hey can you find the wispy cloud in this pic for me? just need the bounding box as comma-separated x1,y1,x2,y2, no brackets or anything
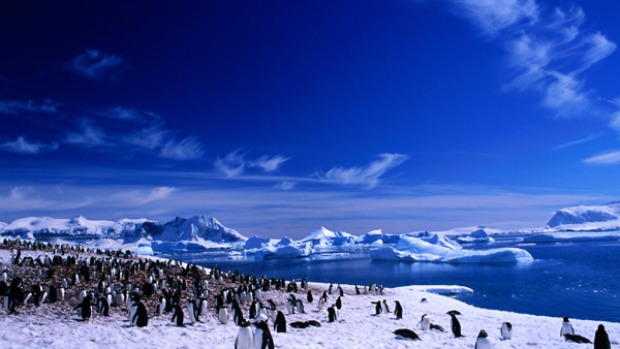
583,150,620,165
139,186,176,204
446,2,617,118
0,99,61,114
215,150,290,177
65,120,109,147
99,106,159,124
553,133,603,151
322,153,408,188
69,49,124,80
0,136,58,154
275,181,296,191
160,137,204,160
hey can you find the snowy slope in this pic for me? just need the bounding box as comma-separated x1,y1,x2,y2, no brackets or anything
547,203,620,228
300,226,357,246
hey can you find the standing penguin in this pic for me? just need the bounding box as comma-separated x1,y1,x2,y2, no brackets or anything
133,300,149,327
273,311,286,333
307,290,313,303
234,320,254,349
382,299,390,313
219,306,230,324
172,303,184,326
418,314,431,331
560,317,575,337
187,299,197,323
156,296,166,316
335,296,342,310
500,322,513,340
75,293,93,321
447,310,463,338
254,319,275,349
594,324,611,349
372,301,382,315
394,300,403,319
327,306,338,323
474,329,491,349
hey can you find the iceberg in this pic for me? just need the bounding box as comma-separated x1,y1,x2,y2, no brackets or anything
300,227,357,247
254,241,313,261
456,227,495,244
523,232,620,244
369,234,533,263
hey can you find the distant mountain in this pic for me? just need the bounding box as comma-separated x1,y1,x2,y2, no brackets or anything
0,215,247,245
300,226,357,246
547,203,620,228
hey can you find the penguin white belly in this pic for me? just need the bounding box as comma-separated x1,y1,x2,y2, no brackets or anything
235,327,254,349
501,323,512,340
219,308,229,324
421,317,430,331
561,322,574,337
253,328,264,349
188,303,196,323
475,337,492,349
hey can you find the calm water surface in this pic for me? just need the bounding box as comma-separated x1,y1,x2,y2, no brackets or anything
161,241,620,322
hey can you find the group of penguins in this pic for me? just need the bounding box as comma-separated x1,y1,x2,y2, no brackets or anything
389,307,611,349
0,238,614,349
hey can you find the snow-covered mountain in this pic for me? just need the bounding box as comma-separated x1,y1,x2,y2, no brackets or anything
300,226,357,247
547,202,620,230
0,215,247,248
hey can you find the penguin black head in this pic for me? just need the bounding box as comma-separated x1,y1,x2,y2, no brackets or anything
478,329,488,338
562,316,570,322
598,324,605,331
447,310,462,316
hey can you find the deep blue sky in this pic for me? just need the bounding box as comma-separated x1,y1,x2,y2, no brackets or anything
1,0,620,238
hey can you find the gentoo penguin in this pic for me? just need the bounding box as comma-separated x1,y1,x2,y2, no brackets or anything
327,306,337,323
393,328,421,341
594,324,611,349
447,310,463,338
335,296,342,310
187,299,197,323
394,300,403,319
273,311,286,333
156,296,166,316
234,320,254,349
474,329,491,349
317,296,327,311
133,300,148,327
56,286,65,303
372,301,382,315
295,299,305,314
253,318,275,349
560,316,575,337
500,322,513,340
418,314,431,331
382,299,390,313
219,306,230,324
307,290,313,303
172,303,185,326
75,294,93,321
564,333,592,344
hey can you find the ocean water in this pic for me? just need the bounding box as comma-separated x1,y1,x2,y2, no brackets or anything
161,241,620,322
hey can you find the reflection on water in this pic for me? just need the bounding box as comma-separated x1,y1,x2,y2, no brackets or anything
159,241,620,322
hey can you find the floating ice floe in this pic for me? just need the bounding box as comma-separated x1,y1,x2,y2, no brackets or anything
456,227,495,245
369,234,533,263
254,240,314,260
523,232,620,244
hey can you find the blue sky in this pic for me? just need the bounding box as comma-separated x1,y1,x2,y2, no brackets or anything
2,0,620,238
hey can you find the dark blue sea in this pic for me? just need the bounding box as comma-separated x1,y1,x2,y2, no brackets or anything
160,240,620,322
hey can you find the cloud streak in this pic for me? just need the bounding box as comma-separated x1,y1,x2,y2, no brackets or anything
69,49,124,80
583,150,620,165
0,99,61,114
322,153,408,188
215,150,289,177
0,136,59,154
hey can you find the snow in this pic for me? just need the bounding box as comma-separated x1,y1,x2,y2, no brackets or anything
456,227,495,244
523,231,620,244
356,229,384,244
369,234,533,263
300,227,357,247
547,203,620,228
243,236,272,250
254,241,313,260
0,248,617,349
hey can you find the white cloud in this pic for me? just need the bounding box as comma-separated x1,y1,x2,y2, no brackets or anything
215,150,290,177
583,150,620,165
69,49,124,80
322,153,408,188
609,112,620,134
139,186,176,204
160,136,204,160
0,136,58,154
553,133,602,151
65,120,109,146
0,99,61,114
450,0,538,35
100,106,158,124
251,155,289,172
275,181,296,190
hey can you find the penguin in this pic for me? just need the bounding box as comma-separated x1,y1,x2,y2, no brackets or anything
156,296,166,316
500,322,513,340
307,290,313,303
594,324,611,349
394,300,403,319
234,320,254,349
447,310,463,338
273,311,286,333
56,286,65,303
430,323,446,332
317,296,327,311
295,299,305,314
187,299,197,323
474,329,491,349
172,303,185,327
74,294,93,321
372,301,382,315
418,314,430,331
327,306,337,323
564,333,592,344
382,299,390,313
253,319,275,349
219,306,230,324
393,328,421,341
132,301,148,327
560,316,574,337
287,294,296,314
335,296,342,310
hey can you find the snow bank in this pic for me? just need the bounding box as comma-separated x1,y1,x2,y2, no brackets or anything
523,232,620,244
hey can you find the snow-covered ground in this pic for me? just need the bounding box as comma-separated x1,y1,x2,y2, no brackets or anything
1,248,617,349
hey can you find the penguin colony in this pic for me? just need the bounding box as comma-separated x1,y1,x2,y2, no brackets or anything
0,238,615,348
